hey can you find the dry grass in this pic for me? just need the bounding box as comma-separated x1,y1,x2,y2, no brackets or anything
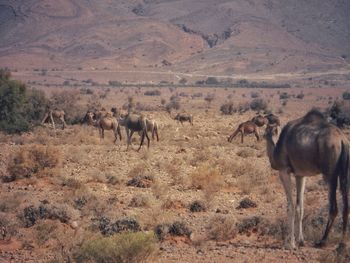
190,163,224,206
7,144,62,180
206,214,237,241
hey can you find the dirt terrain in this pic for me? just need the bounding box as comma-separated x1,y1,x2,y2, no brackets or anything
0,81,349,262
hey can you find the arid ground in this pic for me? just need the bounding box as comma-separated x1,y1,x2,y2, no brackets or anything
0,71,350,263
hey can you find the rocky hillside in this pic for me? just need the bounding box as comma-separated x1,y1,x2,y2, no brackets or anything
0,0,349,76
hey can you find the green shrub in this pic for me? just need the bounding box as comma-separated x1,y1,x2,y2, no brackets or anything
0,69,49,133
75,232,157,263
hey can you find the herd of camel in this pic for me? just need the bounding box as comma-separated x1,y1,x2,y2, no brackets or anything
40,107,350,250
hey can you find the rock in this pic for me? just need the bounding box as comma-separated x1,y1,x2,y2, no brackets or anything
70,221,79,229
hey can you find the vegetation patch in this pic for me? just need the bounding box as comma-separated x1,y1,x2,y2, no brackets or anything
75,231,157,263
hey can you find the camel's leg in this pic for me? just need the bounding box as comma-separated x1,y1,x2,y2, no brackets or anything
49,113,56,130
180,120,184,126
60,116,66,130
154,126,159,141
254,129,260,142
228,129,239,142
125,128,130,150
145,131,150,148
41,113,49,124
190,118,193,126
137,132,145,152
340,178,349,245
117,125,122,141
295,176,306,246
279,170,296,249
316,175,338,248
241,131,244,143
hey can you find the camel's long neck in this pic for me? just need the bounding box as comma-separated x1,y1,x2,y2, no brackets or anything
265,133,279,170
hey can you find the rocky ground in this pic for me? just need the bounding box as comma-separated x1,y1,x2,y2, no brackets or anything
0,86,349,262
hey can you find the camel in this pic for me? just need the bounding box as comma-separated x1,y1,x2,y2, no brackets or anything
265,113,281,126
265,109,349,249
251,114,268,127
227,120,260,143
118,114,150,151
85,110,122,143
41,109,67,130
173,113,193,126
139,119,159,141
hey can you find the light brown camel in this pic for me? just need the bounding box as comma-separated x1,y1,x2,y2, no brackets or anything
118,114,150,151
227,121,260,143
85,110,122,143
139,119,159,141
173,113,193,126
265,109,349,249
41,109,67,130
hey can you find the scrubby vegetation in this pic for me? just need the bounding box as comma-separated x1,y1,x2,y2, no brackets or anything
0,69,49,133
75,232,157,263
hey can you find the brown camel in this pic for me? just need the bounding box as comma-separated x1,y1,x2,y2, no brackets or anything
41,109,67,130
265,109,349,249
228,120,260,143
173,113,193,126
251,114,268,127
85,110,122,143
265,113,281,126
118,114,150,151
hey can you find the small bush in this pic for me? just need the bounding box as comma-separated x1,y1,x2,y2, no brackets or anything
129,194,151,207
190,164,223,204
144,90,161,96
206,214,236,241
250,91,260,98
342,91,350,100
250,98,267,111
279,92,290,100
189,200,206,212
127,175,154,188
220,101,236,115
75,232,157,263
7,145,61,180
296,92,304,99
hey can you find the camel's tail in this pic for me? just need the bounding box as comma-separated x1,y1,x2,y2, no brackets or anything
338,141,350,240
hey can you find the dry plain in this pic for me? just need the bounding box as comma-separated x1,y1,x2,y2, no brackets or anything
0,74,349,263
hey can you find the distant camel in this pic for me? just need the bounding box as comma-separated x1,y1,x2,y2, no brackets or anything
173,113,193,126
228,121,260,143
252,113,281,127
265,113,281,126
118,114,150,151
41,109,67,130
140,119,159,141
251,114,268,127
85,110,122,143
265,109,349,249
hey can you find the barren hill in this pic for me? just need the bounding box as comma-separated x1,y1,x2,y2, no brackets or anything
0,0,349,78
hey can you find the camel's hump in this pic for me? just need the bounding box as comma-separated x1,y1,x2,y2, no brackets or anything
302,109,325,123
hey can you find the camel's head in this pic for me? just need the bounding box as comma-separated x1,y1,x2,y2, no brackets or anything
264,124,278,138
84,111,96,125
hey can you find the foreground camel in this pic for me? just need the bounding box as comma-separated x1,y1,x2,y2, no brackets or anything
265,109,349,249
85,110,122,143
173,113,193,126
41,109,67,130
228,121,260,143
118,114,150,151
